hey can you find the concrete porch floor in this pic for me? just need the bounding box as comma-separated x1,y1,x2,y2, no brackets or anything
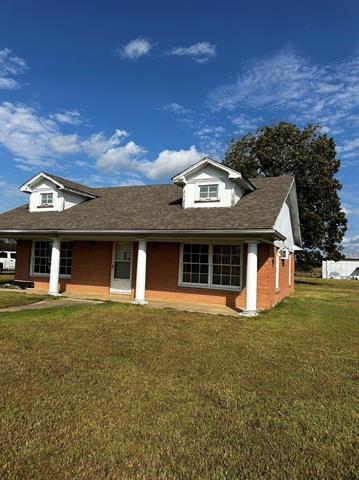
58,292,241,317
2,288,241,316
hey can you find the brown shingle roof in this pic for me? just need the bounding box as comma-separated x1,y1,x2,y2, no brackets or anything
0,176,294,232
42,173,98,197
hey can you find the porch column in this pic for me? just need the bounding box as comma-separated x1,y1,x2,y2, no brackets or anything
132,239,148,305
48,238,61,296
240,241,258,316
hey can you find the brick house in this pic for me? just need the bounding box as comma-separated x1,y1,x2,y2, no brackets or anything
0,158,301,315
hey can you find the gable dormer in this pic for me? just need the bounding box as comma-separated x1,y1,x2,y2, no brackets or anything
172,157,255,209
19,172,98,213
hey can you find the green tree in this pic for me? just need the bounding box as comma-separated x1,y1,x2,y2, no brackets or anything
224,122,347,267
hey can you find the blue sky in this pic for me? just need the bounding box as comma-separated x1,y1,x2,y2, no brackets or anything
0,0,358,254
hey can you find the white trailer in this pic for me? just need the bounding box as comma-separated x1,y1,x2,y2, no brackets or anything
322,258,359,280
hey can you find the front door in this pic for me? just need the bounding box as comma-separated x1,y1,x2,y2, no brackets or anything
111,242,132,293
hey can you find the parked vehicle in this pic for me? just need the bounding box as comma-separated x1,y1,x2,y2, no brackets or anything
0,251,16,273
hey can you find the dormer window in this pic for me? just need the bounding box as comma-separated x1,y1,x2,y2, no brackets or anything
198,184,219,202
172,157,256,209
40,192,54,207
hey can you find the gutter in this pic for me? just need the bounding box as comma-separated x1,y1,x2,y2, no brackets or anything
0,228,286,240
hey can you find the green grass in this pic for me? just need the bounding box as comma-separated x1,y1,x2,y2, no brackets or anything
0,279,358,479
0,274,14,286
0,274,48,308
0,291,48,309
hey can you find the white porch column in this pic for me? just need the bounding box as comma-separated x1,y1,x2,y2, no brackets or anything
132,239,148,305
48,238,61,296
240,241,258,317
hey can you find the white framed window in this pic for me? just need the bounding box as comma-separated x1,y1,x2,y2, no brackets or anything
198,184,219,201
60,242,73,276
31,240,73,277
40,192,54,206
212,244,241,288
181,244,209,285
32,241,52,274
179,243,242,290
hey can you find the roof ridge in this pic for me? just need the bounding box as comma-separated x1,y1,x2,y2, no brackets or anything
94,183,175,191
42,172,98,195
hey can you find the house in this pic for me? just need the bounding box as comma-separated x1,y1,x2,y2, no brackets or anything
0,158,301,315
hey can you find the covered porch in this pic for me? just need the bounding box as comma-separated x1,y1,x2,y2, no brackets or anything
13,232,288,315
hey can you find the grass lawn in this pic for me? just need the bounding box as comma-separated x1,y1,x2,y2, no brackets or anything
0,274,48,309
0,279,357,479
0,291,49,309
0,273,14,286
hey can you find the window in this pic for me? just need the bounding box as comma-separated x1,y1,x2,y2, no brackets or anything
198,184,218,201
33,241,51,274
60,242,73,276
212,245,241,287
10,253,16,259
0,252,7,258
40,192,54,206
180,243,241,290
32,241,73,276
182,244,209,285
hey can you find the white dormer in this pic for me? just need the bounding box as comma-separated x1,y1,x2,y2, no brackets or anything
19,172,97,213
172,157,255,209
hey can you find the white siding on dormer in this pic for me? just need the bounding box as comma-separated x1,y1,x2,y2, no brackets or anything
182,165,245,208
63,191,85,209
28,177,86,212
274,201,295,251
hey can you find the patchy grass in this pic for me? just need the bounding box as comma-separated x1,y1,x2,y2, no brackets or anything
0,274,14,286
0,291,48,309
0,279,357,479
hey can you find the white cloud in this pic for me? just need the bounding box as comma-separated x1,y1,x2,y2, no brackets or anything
83,130,129,157
342,206,359,216
0,101,206,182
0,177,24,212
162,103,191,115
0,102,144,172
342,234,359,257
95,141,146,172
49,134,81,154
209,49,359,131
0,102,58,166
231,114,263,134
170,42,217,64
195,126,225,138
52,110,84,126
0,48,28,90
118,37,154,60
337,138,359,155
142,145,204,179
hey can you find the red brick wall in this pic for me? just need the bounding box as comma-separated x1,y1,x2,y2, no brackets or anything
145,242,243,308
145,242,293,310
14,239,294,310
15,240,113,294
273,249,295,304
14,240,32,280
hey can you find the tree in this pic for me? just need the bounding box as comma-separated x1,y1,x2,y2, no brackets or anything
0,238,16,251
224,122,347,267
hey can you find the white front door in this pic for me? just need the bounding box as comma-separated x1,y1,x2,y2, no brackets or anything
111,242,132,293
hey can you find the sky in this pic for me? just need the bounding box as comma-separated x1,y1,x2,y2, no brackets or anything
0,0,358,255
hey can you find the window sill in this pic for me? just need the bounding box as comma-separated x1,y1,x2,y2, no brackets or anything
179,282,242,292
37,205,54,209
194,199,220,203
31,273,71,279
